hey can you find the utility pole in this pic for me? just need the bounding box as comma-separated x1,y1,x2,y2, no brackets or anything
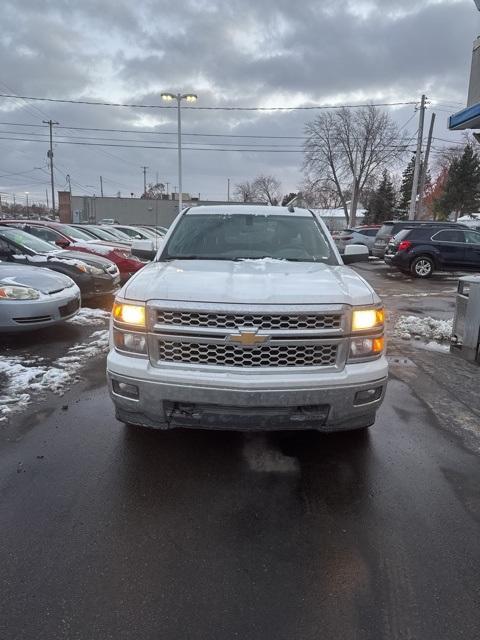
43,119,59,213
45,188,49,210
166,182,170,197
100,175,104,197
418,112,436,219
227,178,230,202
142,166,148,196
409,95,426,220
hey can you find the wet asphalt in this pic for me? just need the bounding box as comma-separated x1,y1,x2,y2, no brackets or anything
1,264,479,640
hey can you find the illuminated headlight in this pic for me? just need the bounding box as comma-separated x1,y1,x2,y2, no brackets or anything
0,286,40,300
113,329,147,354
349,337,384,360
352,308,384,332
113,302,145,326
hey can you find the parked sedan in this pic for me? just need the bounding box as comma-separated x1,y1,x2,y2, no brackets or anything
2,221,144,283
336,226,380,254
0,226,120,298
69,224,132,245
385,226,480,277
0,263,80,331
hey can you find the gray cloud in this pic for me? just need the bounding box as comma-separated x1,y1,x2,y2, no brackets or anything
0,0,477,204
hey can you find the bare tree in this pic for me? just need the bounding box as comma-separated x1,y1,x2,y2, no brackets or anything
304,105,407,226
251,174,281,205
301,177,345,209
141,182,166,199
233,180,257,202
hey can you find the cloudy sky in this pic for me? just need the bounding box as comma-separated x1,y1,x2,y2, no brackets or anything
0,0,479,206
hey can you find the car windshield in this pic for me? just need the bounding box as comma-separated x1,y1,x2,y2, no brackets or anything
162,213,337,263
87,226,125,241
58,224,96,241
377,223,394,237
102,227,132,241
0,227,57,254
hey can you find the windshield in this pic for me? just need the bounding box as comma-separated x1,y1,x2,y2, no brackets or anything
87,226,125,242
162,213,337,263
101,227,132,241
58,224,96,241
377,223,394,237
0,227,57,254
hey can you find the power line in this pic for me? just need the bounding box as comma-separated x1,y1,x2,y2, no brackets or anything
0,93,419,111
0,134,417,153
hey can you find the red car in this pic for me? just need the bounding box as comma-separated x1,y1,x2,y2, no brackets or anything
3,221,145,283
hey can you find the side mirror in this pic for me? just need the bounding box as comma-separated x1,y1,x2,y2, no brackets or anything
342,244,369,264
131,238,162,261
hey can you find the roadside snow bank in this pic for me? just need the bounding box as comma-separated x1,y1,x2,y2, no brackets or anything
0,328,109,422
394,315,453,342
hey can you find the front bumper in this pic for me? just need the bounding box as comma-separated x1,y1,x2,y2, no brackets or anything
107,352,388,431
0,286,81,331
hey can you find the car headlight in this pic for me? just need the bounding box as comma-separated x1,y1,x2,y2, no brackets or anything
113,302,145,327
349,337,384,360
74,263,103,275
113,329,147,354
0,286,40,300
114,249,135,260
352,308,384,332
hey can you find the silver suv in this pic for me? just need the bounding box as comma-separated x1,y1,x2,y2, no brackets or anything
107,206,388,433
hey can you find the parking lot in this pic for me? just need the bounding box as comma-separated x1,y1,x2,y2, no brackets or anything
1,261,479,640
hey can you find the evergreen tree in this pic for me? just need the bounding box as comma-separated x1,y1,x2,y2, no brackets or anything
398,155,416,214
364,170,396,224
436,144,480,220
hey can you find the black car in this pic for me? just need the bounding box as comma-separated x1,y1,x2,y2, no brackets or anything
372,220,466,258
385,226,480,277
0,226,120,298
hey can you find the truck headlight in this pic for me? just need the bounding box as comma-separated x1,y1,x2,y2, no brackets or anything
349,336,384,360
352,308,384,332
0,286,40,300
113,302,145,327
113,329,147,354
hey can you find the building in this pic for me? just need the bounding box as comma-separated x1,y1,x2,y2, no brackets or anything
311,208,366,231
449,3,480,132
58,193,263,227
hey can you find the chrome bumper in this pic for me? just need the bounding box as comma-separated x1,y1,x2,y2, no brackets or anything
107,369,387,432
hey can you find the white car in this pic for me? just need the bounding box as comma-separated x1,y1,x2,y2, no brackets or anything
0,263,80,331
107,205,387,432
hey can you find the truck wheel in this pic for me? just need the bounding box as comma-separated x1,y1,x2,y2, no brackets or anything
411,256,434,278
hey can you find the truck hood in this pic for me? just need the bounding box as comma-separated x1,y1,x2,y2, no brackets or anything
122,259,377,306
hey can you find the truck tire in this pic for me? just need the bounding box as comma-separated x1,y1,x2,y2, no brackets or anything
410,256,434,278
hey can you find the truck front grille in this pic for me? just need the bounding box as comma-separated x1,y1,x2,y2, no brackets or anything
156,310,341,331
157,340,338,368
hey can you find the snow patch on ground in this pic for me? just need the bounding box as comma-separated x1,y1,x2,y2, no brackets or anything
0,308,110,422
68,307,111,326
394,315,453,342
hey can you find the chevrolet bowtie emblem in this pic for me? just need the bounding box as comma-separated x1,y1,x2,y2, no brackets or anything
228,330,269,347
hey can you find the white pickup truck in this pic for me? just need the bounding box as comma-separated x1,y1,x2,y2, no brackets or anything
107,205,388,432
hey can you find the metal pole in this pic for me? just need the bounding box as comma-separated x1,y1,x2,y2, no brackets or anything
177,95,183,214
142,166,148,195
26,193,29,218
43,119,59,213
418,113,436,219
45,188,49,210
409,95,426,220
227,178,230,202
100,175,104,197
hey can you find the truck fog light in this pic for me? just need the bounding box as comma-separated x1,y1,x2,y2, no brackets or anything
114,329,147,354
354,387,383,405
112,380,139,399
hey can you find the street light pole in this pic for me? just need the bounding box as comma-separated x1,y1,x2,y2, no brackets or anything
161,92,197,214
177,96,183,214
25,192,29,219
